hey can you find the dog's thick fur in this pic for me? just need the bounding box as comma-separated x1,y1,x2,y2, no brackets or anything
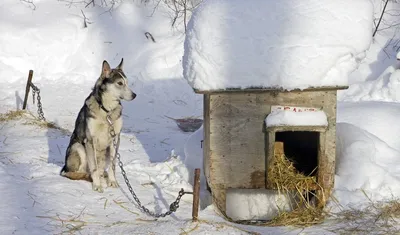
61,59,136,192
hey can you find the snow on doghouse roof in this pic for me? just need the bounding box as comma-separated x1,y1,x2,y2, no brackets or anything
183,0,373,92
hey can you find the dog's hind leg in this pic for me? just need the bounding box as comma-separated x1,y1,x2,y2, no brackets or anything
75,143,88,172
107,134,120,188
85,138,103,193
61,143,91,181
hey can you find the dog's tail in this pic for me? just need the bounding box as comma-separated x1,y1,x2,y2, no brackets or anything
60,167,92,182
61,171,92,182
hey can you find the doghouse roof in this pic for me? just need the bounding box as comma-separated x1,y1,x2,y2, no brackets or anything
182,0,373,93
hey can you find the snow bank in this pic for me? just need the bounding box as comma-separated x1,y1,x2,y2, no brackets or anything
182,126,213,209
183,126,204,173
337,102,400,151
335,123,400,206
183,125,209,190
183,0,373,91
0,0,182,85
334,102,400,207
266,109,327,127
0,0,97,84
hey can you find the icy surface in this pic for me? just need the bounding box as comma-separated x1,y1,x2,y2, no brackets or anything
183,0,373,91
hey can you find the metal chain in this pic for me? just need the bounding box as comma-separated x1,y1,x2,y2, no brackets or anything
107,115,186,218
30,83,46,121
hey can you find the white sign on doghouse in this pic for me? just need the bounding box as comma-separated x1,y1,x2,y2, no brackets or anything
270,105,322,113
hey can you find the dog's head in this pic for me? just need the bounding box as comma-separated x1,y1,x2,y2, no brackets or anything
98,58,136,101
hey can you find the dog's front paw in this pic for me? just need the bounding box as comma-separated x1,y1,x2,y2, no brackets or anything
92,184,104,193
107,180,119,188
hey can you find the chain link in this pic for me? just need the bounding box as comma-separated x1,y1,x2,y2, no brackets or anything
107,115,186,218
30,82,46,121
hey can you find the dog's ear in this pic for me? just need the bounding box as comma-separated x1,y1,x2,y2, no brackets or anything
101,60,111,78
116,58,124,70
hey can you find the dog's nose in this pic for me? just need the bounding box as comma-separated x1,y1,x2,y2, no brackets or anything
132,92,137,100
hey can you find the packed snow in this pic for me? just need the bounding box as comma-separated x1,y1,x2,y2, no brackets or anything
183,0,374,91
226,189,296,221
1,0,400,234
265,108,328,127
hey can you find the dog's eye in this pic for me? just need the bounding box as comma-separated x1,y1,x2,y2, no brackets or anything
118,82,123,86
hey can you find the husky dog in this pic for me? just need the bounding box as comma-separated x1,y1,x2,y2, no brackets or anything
61,59,136,193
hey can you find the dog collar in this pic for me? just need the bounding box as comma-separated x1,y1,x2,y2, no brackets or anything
95,97,111,113
99,104,110,113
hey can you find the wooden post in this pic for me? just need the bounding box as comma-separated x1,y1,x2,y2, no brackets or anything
23,70,34,110
192,168,201,222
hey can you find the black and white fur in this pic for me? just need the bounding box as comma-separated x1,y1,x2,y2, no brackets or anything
60,58,136,193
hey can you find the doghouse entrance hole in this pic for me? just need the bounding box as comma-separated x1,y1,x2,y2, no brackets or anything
275,131,319,176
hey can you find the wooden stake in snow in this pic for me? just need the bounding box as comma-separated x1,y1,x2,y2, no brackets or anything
192,168,201,222
23,70,34,110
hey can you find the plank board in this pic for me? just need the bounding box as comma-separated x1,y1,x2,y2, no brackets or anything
209,93,267,189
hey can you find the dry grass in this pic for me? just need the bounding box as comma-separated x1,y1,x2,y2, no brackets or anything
260,149,326,227
179,223,200,235
0,110,69,134
37,207,90,234
267,153,319,193
112,199,140,215
332,199,400,235
380,200,400,220
0,110,26,122
23,117,69,134
264,205,325,227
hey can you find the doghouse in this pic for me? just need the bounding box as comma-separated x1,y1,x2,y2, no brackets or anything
182,0,371,222
197,87,347,220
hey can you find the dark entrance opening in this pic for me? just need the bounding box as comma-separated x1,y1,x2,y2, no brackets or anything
275,131,319,176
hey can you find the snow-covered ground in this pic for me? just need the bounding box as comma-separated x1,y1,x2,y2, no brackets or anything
1,0,400,234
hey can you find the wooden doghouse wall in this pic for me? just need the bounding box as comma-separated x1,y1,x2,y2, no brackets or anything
203,90,337,214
